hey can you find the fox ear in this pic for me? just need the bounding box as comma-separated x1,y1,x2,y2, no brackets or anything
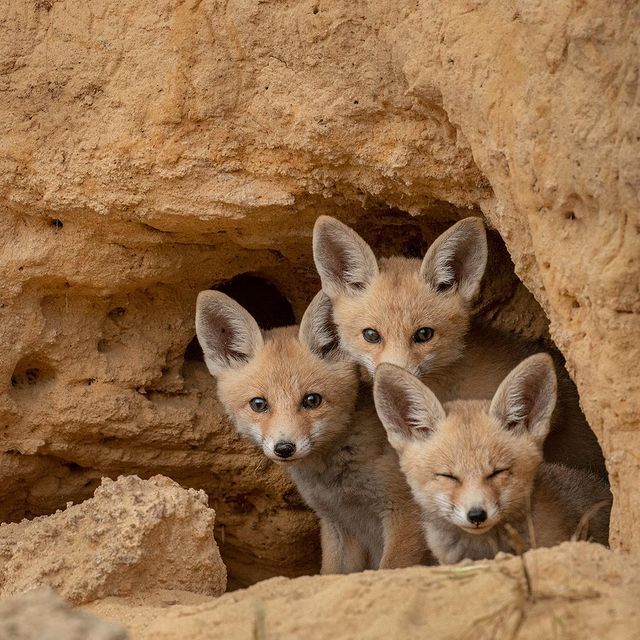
313,216,379,298
195,291,263,375
490,353,557,443
420,217,487,302
374,364,445,452
298,291,341,357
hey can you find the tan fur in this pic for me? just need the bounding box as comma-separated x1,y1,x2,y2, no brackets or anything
331,256,471,377
313,216,606,476
373,357,611,565
196,291,426,574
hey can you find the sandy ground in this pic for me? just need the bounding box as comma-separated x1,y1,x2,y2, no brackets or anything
86,542,640,640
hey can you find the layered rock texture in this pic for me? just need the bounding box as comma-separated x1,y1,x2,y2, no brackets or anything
0,0,638,592
0,475,226,603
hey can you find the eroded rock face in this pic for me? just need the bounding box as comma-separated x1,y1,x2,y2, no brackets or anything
384,0,640,552
0,0,637,587
0,475,226,603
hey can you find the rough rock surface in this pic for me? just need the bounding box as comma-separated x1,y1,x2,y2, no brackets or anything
0,475,226,604
87,543,640,640
393,0,640,552
0,0,638,588
0,588,127,640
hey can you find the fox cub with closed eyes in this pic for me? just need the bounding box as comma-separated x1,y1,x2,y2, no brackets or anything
195,289,426,574
313,215,605,476
373,354,611,565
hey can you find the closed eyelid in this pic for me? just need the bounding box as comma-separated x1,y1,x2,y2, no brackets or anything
487,467,512,478
435,472,460,482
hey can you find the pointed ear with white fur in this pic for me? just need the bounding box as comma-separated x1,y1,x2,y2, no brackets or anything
373,363,445,452
313,216,379,298
490,353,557,444
298,290,341,357
420,217,488,302
195,291,263,375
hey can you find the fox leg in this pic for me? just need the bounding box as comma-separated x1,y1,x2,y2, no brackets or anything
341,533,367,573
320,518,367,574
379,507,427,569
319,518,343,574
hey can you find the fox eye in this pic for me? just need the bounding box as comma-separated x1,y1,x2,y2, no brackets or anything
488,467,510,479
435,472,460,483
362,328,381,343
302,393,322,409
413,327,434,343
249,397,268,413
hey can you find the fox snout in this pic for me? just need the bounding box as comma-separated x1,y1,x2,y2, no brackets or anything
371,346,423,378
379,349,410,373
451,487,499,533
262,439,308,463
466,507,488,526
260,427,313,463
273,440,296,459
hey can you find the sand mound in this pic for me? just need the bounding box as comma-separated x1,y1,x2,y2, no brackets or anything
0,475,226,604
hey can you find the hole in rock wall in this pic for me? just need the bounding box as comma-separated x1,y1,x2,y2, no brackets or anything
184,272,296,362
10,356,55,392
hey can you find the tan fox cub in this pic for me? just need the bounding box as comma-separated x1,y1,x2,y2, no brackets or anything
313,215,605,476
373,354,611,565
195,289,426,574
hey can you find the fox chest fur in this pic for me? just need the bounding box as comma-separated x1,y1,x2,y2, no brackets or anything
288,402,404,566
196,290,426,573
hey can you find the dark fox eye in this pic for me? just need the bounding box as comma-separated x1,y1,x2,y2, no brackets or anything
362,328,381,343
302,393,322,409
488,467,510,479
249,397,268,413
436,472,460,482
413,327,434,343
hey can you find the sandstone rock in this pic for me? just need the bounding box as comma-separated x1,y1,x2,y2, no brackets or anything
0,588,127,640
0,475,226,604
385,0,640,552
0,0,637,587
87,543,640,640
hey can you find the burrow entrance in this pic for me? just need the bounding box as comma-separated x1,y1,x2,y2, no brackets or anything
0,204,608,590
185,272,297,363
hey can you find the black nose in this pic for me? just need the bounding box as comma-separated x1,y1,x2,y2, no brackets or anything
467,507,488,525
274,441,296,459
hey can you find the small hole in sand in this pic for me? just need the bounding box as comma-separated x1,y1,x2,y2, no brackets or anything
108,306,126,320
10,357,55,391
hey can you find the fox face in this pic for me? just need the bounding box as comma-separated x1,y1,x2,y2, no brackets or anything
196,290,358,463
374,354,557,536
313,216,487,377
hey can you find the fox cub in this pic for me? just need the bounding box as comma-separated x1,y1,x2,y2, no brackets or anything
195,289,426,573
373,354,611,565
313,215,605,476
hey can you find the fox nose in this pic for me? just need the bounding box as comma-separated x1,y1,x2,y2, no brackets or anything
467,507,488,525
274,441,296,459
